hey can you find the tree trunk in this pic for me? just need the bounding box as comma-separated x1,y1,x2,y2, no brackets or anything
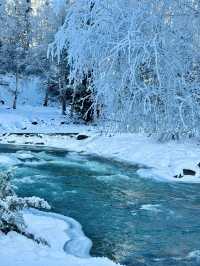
61,95,66,115
70,104,74,119
43,89,49,107
13,68,19,110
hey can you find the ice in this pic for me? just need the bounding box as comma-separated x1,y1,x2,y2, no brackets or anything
0,209,123,266
187,250,200,261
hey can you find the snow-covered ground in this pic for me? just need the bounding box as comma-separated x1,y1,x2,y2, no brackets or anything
0,74,92,133
1,132,200,183
0,105,93,133
0,210,121,266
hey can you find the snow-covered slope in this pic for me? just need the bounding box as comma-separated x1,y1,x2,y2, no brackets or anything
0,210,122,266
0,74,87,133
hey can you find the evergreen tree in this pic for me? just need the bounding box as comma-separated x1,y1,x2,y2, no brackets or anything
0,171,50,245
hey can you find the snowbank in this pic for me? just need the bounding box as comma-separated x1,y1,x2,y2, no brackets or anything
1,132,200,183
0,209,122,266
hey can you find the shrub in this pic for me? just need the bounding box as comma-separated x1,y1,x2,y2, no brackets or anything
0,171,51,245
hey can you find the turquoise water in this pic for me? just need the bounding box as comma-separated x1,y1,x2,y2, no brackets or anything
0,144,200,265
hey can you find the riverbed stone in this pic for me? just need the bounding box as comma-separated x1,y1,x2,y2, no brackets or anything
77,134,89,140
183,169,196,176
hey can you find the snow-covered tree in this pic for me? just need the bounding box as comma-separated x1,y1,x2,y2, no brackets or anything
51,0,200,138
0,0,63,108
0,171,50,244
0,0,34,108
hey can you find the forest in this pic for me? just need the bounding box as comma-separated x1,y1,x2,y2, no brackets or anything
1,1,200,266
1,0,200,137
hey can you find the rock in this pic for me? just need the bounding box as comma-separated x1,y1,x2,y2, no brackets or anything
7,140,15,144
76,134,89,140
35,142,45,145
197,162,200,168
183,169,196,176
25,133,35,137
174,174,183,179
32,121,38,125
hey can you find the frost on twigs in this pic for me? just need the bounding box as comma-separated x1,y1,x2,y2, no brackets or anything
0,171,51,245
50,0,200,138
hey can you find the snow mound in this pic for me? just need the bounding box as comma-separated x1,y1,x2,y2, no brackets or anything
0,210,123,266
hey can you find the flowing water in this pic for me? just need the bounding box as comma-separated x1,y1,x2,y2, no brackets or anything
0,144,200,266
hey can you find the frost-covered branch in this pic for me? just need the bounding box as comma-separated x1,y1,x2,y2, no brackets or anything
0,172,50,244
50,0,200,138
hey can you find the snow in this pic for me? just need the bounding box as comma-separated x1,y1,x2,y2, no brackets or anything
55,0,200,138
1,73,200,266
0,209,122,266
186,250,200,261
0,74,93,133
1,132,200,183
0,74,44,107
0,104,77,133
51,0,67,15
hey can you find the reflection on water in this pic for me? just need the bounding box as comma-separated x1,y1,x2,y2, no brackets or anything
0,144,200,266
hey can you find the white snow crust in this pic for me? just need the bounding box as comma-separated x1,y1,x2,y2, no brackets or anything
0,210,122,266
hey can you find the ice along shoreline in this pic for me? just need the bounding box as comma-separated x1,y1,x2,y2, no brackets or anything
0,208,123,266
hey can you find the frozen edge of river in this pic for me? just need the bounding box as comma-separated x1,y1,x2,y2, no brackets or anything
28,208,93,258
0,208,123,266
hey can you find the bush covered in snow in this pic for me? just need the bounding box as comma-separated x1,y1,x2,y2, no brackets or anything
0,171,51,244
